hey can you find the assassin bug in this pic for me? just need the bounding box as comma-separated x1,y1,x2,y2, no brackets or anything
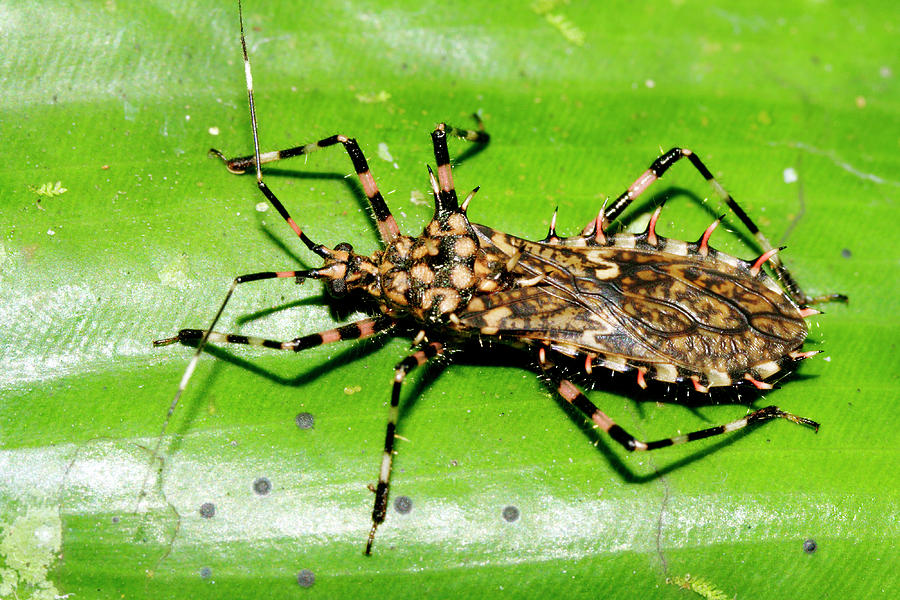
150,7,846,555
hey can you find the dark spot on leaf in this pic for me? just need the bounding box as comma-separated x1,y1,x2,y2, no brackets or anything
295,412,315,429
297,569,315,587
803,538,817,553
199,502,215,518
502,505,520,522
200,566,212,579
841,248,852,258
394,495,412,514
253,477,272,495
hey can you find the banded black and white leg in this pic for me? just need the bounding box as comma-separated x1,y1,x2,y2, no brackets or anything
429,117,490,215
154,317,395,353
209,5,403,245
554,377,818,452
210,131,403,243
152,315,393,461
217,114,488,185
212,117,488,241
366,340,444,556
150,266,394,424
592,147,847,306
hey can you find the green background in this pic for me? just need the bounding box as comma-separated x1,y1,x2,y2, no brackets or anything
1,1,897,598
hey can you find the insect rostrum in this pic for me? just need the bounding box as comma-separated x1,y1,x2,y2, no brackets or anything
152,8,845,556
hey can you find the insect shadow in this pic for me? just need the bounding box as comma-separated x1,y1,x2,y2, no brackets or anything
167,321,804,485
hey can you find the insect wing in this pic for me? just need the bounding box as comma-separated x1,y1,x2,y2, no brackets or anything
464,224,808,382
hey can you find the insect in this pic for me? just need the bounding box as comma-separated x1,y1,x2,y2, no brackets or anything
150,6,846,555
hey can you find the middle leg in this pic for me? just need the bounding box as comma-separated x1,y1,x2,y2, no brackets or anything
366,340,445,555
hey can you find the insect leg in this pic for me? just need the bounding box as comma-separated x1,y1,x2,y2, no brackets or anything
430,116,490,214
366,341,444,556
154,317,395,352
210,131,401,244
216,6,400,248
139,268,324,510
555,378,818,452
602,148,846,305
211,8,400,244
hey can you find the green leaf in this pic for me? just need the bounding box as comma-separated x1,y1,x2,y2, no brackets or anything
2,1,897,598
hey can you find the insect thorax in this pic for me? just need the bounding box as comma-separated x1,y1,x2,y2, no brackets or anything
365,212,511,323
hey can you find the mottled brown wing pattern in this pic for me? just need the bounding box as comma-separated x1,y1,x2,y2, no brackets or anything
460,223,808,389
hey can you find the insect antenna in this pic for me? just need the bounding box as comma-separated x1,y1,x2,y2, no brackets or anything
237,0,328,259
138,2,331,511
